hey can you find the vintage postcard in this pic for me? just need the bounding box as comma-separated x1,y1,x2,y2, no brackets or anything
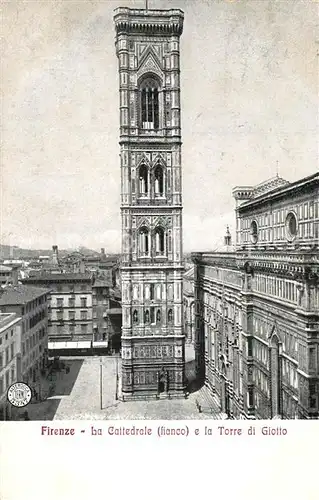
0,0,318,498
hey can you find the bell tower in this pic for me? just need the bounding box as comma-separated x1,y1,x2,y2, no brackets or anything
114,6,185,399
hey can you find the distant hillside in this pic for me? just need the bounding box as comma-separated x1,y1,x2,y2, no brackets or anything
76,246,100,256
0,245,46,260
0,244,119,260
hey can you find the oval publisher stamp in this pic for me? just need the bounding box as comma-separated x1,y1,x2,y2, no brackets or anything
7,382,32,408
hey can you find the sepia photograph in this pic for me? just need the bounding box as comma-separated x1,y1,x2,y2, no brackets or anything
1,0,318,424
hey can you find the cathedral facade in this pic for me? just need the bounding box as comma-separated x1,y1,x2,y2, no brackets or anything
193,173,319,419
114,7,185,399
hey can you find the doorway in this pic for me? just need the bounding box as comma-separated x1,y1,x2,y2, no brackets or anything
158,380,165,394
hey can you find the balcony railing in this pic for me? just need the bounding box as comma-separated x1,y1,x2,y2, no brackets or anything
136,198,169,206
155,252,167,258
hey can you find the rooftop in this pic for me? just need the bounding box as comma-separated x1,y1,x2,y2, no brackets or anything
0,284,50,306
106,308,122,316
114,7,184,17
210,244,237,253
237,172,318,210
23,272,93,283
184,267,194,280
0,264,12,272
0,312,20,331
233,176,289,200
92,278,113,288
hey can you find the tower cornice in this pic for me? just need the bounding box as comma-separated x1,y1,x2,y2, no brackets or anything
114,8,184,36
119,137,182,146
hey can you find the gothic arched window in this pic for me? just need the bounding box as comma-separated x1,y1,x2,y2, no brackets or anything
156,309,161,324
139,165,148,196
168,309,173,324
140,77,159,130
144,309,150,324
133,310,139,324
250,220,258,244
155,227,165,255
139,227,149,255
168,232,172,252
154,165,164,196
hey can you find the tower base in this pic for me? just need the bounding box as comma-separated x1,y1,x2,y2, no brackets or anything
117,364,187,402
120,390,187,402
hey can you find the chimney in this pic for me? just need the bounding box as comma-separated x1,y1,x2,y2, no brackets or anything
224,226,232,246
52,245,59,266
101,248,106,259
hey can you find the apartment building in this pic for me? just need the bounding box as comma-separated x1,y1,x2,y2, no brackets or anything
22,273,93,353
0,285,50,393
0,312,22,420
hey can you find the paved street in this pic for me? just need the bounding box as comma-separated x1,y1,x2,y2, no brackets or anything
21,345,224,420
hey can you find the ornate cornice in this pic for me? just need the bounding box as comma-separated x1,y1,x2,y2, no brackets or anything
237,172,319,212
192,251,319,282
121,206,182,213
119,136,182,146
114,8,184,37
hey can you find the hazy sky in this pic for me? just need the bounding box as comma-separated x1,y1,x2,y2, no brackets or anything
1,0,317,252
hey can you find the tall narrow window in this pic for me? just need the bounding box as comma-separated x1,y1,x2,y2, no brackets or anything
154,166,164,196
250,220,258,244
81,310,87,320
156,309,161,324
248,387,254,408
150,307,155,324
168,309,173,324
139,227,149,255
168,232,172,252
270,335,280,418
140,77,159,130
247,337,253,357
133,310,139,324
155,227,165,255
144,310,150,324
139,165,148,196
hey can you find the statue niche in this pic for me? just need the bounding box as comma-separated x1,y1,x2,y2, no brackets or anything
157,366,169,394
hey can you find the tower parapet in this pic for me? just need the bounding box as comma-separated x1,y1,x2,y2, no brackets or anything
114,8,184,35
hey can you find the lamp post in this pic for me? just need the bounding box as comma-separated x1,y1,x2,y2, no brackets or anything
115,354,119,401
100,357,103,410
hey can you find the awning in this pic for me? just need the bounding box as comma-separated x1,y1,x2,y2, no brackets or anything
48,341,91,350
92,341,109,348
106,308,122,315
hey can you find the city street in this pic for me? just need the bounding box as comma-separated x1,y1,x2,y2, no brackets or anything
21,345,224,420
